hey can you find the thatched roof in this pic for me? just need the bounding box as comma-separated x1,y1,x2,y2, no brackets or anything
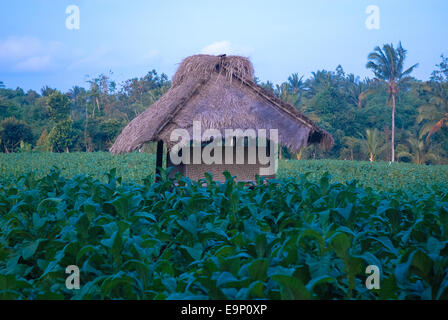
110,54,333,154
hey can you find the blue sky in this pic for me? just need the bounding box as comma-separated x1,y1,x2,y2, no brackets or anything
0,0,447,91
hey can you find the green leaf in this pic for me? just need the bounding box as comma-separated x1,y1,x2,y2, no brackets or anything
32,212,47,230
267,265,295,278
330,232,351,260
411,250,433,279
299,229,325,255
216,272,238,287
271,275,312,300
37,197,63,213
22,240,41,260
333,204,353,222
395,250,433,285
426,237,446,257
100,231,117,248
0,274,32,291
248,281,265,299
248,259,268,281
378,276,399,299
100,272,137,298
176,215,198,238
134,212,157,222
306,275,336,293
40,246,67,279
180,244,203,261
76,245,99,264
436,275,448,300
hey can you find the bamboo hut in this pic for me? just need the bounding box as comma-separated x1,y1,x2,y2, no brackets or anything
110,54,333,181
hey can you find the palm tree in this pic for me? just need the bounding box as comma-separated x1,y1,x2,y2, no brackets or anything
366,42,418,162
341,136,363,160
275,82,299,106
288,73,304,92
397,137,439,164
362,128,381,162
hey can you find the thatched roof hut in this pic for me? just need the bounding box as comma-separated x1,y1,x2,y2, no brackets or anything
110,54,333,181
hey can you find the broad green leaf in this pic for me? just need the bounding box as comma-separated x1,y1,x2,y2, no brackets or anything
22,240,41,260
248,259,268,281
271,275,312,300
330,232,351,260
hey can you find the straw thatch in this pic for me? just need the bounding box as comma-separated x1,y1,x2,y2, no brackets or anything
110,54,333,154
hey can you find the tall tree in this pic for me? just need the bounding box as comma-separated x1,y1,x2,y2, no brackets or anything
47,119,77,153
366,42,418,162
47,91,71,122
68,86,89,150
0,117,33,153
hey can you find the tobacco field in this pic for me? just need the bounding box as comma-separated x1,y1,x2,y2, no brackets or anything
0,152,448,299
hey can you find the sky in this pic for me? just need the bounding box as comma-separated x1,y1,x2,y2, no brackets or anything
0,0,447,92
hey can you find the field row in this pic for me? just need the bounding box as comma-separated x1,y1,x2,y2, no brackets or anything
1,152,448,194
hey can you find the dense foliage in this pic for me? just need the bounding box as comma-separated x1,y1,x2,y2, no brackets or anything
0,161,447,299
0,70,170,153
1,51,447,163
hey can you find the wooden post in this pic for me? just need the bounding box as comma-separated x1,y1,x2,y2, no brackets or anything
166,149,172,167
155,140,163,182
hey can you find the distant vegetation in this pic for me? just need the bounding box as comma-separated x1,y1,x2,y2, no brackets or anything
1,43,447,164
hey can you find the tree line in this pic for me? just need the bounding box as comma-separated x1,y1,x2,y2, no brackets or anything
0,43,447,164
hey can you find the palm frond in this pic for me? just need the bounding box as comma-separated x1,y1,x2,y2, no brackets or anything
401,63,419,78
426,117,448,142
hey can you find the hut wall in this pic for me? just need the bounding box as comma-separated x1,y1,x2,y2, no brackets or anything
167,145,276,182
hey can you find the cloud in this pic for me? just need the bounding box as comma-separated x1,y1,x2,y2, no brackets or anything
201,41,254,56
68,46,112,70
0,37,42,61
0,36,62,72
68,46,159,70
0,36,161,75
16,56,51,71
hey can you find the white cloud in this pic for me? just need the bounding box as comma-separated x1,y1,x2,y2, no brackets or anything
68,46,111,70
0,37,42,60
16,56,51,71
0,36,63,72
0,36,160,74
67,45,161,72
201,41,254,56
